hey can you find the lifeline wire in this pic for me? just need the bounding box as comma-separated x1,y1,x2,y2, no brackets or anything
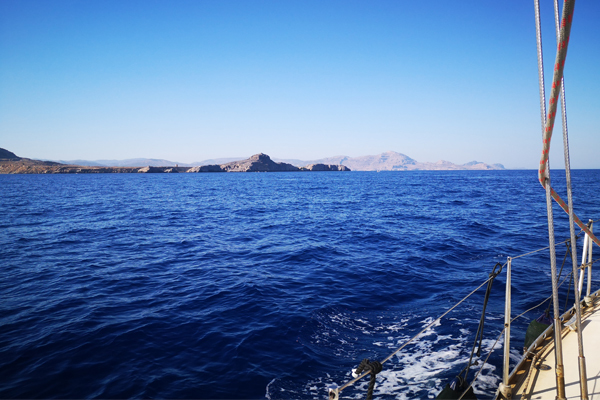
459,258,586,400
510,238,571,260
337,275,496,393
458,328,505,400
335,236,596,395
511,269,573,323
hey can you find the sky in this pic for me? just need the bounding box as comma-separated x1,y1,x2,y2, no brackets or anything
1,1,599,168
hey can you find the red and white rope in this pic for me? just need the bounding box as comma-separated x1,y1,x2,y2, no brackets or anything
537,0,600,247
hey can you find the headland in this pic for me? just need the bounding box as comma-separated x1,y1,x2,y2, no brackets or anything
0,149,350,174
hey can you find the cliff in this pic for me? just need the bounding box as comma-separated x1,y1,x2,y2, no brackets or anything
0,150,350,174
300,164,351,171
220,153,300,172
0,147,505,174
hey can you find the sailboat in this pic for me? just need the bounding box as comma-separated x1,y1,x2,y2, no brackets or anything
328,0,599,399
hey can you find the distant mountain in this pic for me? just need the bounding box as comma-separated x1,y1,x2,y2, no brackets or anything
304,152,504,171
51,159,106,167
193,157,248,166
51,157,250,167
1,148,67,174
1,151,352,174
462,160,505,170
28,150,504,171
340,152,417,171
276,155,350,167
272,157,313,167
274,153,504,170
55,158,189,167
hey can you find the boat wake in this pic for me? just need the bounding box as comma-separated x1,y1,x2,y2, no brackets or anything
266,309,503,399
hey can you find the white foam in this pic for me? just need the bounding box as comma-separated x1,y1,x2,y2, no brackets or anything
284,310,504,400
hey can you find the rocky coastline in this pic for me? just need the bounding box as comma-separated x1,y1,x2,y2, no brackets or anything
0,150,350,174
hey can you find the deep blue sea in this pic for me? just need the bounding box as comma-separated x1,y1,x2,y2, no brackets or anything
1,170,599,399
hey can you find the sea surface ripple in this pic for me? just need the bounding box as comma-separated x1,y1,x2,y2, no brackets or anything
1,170,599,399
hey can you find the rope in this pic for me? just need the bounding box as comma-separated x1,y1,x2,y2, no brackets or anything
459,258,581,400
462,263,502,382
457,328,505,400
379,275,496,365
333,236,596,397
353,359,382,400
520,354,538,400
536,5,570,392
550,1,588,380
537,0,599,248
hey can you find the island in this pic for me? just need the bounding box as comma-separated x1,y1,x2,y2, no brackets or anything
0,149,350,174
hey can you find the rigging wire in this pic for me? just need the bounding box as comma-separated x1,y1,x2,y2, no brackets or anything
334,235,598,397
458,328,505,400
336,274,497,393
510,237,572,260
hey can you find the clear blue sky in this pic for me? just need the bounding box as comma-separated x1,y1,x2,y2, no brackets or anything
1,1,598,168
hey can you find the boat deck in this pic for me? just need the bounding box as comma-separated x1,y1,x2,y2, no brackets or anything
513,294,600,399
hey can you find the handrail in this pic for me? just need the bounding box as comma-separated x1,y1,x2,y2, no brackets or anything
329,275,497,400
329,234,599,400
502,287,600,400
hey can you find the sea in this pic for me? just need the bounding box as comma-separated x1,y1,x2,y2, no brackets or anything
1,170,599,400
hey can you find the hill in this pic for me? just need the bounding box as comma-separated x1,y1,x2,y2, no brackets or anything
0,148,19,159
3,147,505,172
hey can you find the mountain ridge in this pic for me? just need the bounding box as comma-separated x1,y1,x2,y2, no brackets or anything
42,151,505,171
0,151,351,174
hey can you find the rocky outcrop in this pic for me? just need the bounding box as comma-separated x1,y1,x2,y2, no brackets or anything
0,153,348,174
137,166,188,173
300,164,351,171
0,147,505,174
187,156,352,172
0,158,70,174
220,153,300,172
186,165,224,173
138,166,163,173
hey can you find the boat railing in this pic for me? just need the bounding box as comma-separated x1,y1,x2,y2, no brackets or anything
329,222,599,400
499,220,597,400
